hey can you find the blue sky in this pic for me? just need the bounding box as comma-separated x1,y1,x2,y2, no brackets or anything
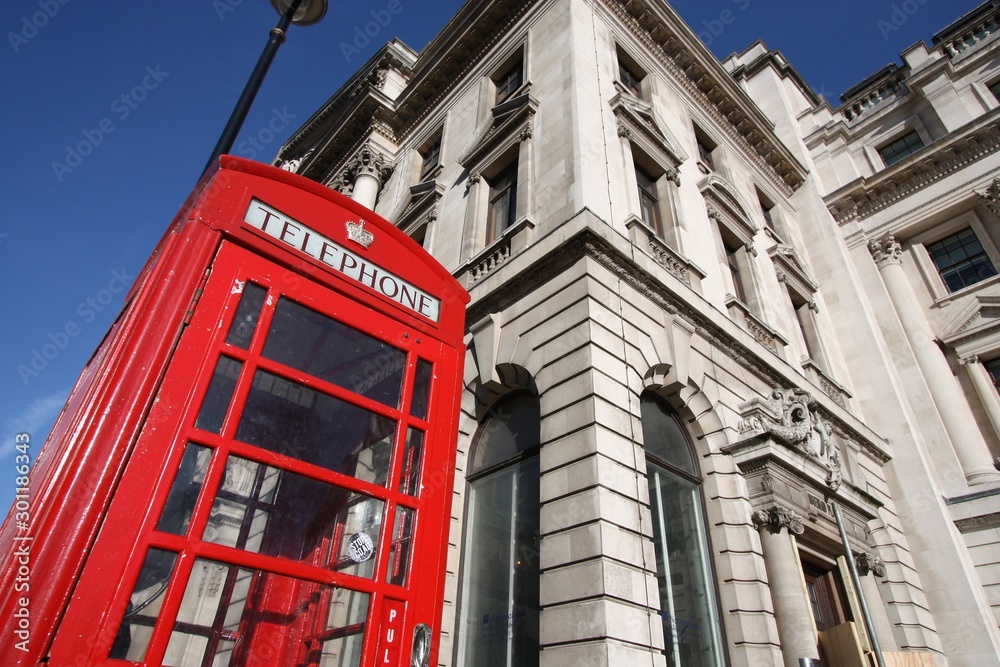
0,0,984,515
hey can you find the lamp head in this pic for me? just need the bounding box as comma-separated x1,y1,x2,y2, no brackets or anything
270,0,328,26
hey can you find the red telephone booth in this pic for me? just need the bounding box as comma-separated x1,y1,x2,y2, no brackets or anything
0,157,468,666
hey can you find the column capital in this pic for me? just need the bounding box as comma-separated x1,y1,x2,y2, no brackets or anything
854,551,886,577
342,142,394,187
977,177,1000,217
752,505,805,535
959,354,980,365
868,233,902,268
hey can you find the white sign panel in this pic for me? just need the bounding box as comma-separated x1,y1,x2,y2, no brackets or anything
244,198,440,322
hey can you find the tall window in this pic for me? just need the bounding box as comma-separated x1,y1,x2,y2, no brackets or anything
486,162,518,243
641,395,724,667
458,393,540,667
618,57,644,98
925,226,998,292
694,127,717,172
495,59,523,105
419,139,441,181
724,238,748,304
636,163,664,236
877,130,924,167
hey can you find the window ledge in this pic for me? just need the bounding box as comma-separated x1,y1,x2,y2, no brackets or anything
457,217,536,288
626,216,704,292
932,273,1000,308
725,296,788,357
801,358,852,409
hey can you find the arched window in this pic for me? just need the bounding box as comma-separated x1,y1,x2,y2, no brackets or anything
641,394,724,667
457,393,540,667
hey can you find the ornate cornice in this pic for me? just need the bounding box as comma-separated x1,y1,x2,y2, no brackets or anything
827,117,1000,224
604,0,806,195
868,233,902,268
751,505,805,535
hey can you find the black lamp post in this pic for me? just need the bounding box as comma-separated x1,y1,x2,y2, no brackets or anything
202,0,328,176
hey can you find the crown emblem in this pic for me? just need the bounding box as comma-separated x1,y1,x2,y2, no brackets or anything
346,220,374,249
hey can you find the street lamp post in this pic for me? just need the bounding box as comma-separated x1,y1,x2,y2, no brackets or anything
202,0,327,177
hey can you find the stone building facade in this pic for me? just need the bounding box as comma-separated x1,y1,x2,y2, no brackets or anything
275,1,1000,665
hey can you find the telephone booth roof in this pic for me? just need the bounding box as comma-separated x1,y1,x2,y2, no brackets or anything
147,155,469,345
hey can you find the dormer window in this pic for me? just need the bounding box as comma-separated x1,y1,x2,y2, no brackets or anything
494,59,523,105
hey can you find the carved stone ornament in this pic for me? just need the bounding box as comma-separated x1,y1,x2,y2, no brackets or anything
868,233,902,268
751,505,805,535
341,143,394,189
738,387,843,490
854,551,886,578
279,147,314,174
977,177,1000,217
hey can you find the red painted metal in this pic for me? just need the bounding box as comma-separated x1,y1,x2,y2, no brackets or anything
0,156,468,666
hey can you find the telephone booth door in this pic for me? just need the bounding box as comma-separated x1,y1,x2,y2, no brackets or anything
48,236,459,666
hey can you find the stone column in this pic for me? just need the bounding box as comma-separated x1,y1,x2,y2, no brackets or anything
342,143,392,211
753,506,819,667
869,234,1000,485
960,354,1000,443
855,551,898,653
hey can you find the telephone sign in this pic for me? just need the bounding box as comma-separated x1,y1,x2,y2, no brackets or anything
0,157,468,667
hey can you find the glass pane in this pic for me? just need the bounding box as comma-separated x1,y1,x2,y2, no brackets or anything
411,359,432,420
399,429,424,497
195,356,243,434
648,463,723,667
225,282,267,349
109,548,178,662
470,394,540,474
330,495,385,579
263,297,406,409
163,559,343,667
320,589,370,667
640,395,696,474
203,455,385,573
157,444,212,536
459,456,539,667
235,370,396,485
387,506,415,586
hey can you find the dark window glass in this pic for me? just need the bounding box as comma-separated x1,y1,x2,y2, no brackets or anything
195,356,243,434
636,164,663,235
157,444,212,536
619,61,643,97
878,130,924,166
641,396,724,667
420,141,441,181
386,506,415,586
263,297,406,409
225,282,267,349
990,80,1000,101
487,163,518,243
235,370,395,485
495,60,523,104
109,548,178,662
986,358,1000,388
399,428,424,497
459,394,541,667
926,227,997,292
411,359,433,420
695,128,716,171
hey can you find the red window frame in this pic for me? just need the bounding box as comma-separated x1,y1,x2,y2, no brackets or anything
50,241,452,666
